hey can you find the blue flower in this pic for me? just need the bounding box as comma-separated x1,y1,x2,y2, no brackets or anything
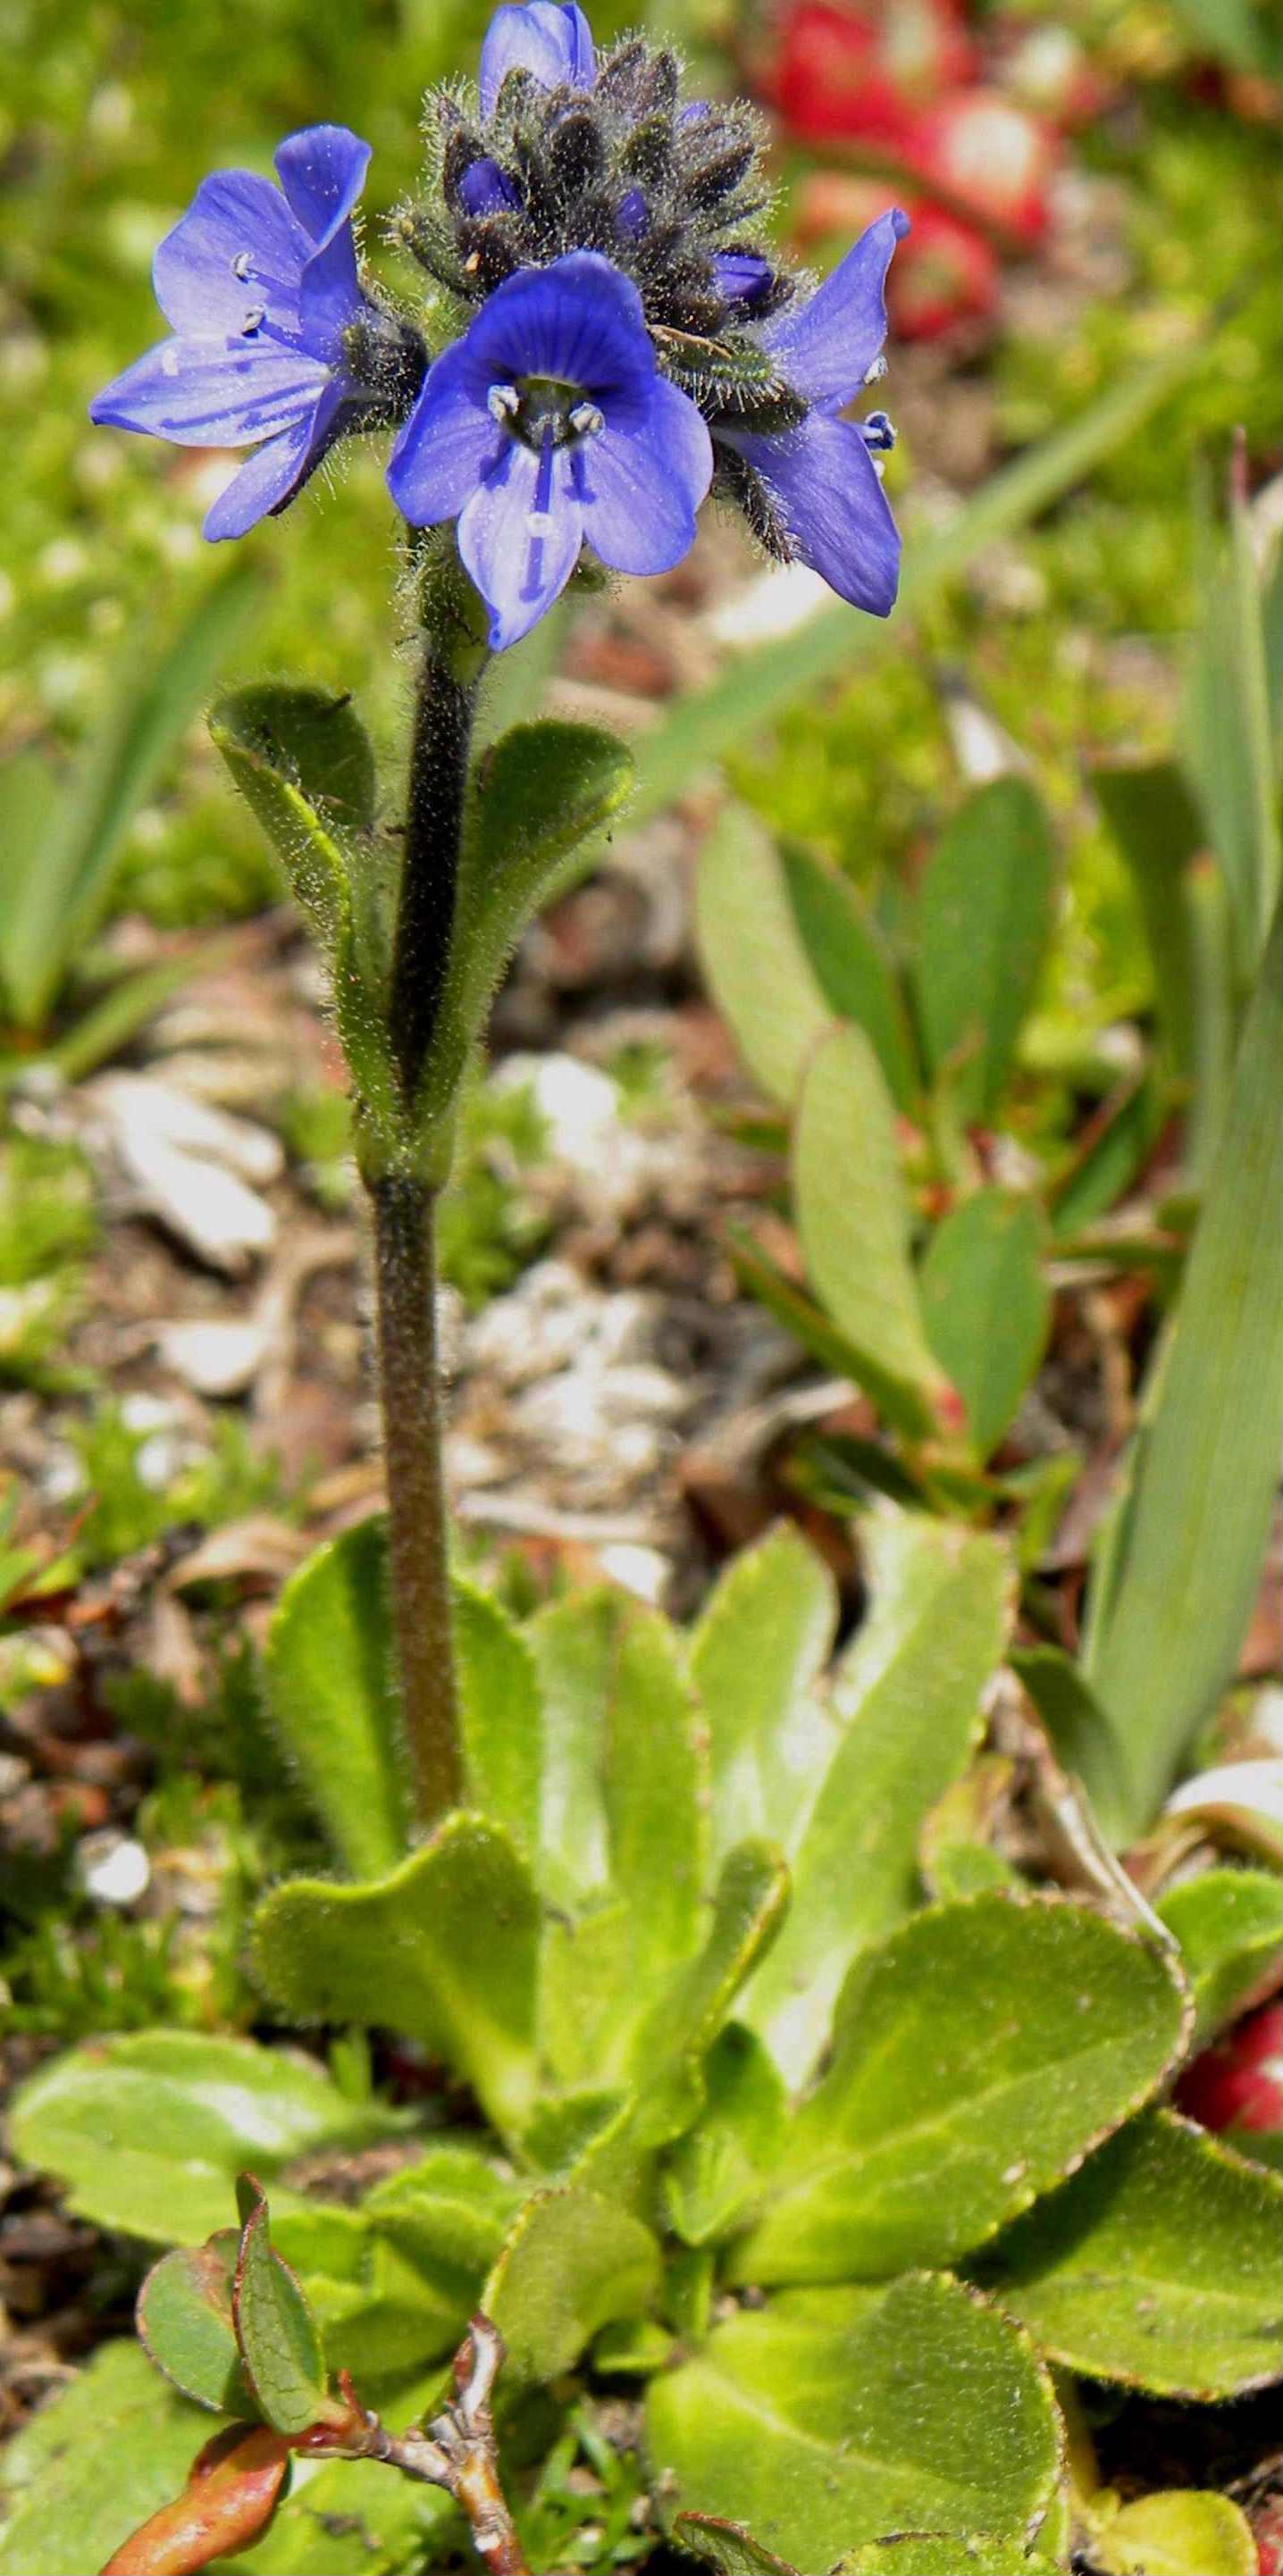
719,209,909,617
388,251,712,650
90,126,378,541
478,2,595,116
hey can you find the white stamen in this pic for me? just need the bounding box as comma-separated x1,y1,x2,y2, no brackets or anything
161,346,180,376
568,400,604,439
232,250,255,280
864,354,888,385
524,508,557,535
487,382,520,425
241,305,266,335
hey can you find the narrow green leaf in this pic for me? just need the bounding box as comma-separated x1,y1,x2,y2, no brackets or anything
250,1815,541,2138
214,683,376,828
1084,905,1283,1835
7,2030,396,2245
1157,1867,1283,2045
456,1578,542,1859
262,1518,408,1878
694,807,832,1108
1182,494,1281,981
779,844,918,1108
631,338,1215,821
420,720,633,1125
1010,1643,1132,1827
232,2177,331,2436
137,2234,250,2415
628,1840,791,2154
1093,759,1206,1082
733,1891,1188,2284
2,565,262,1028
0,2343,212,2576
915,780,1057,1124
728,1228,917,1400
979,2107,1283,2396
793,1025,958,1439
646,2272,1061,2570
1088,2488,1257,2576
744,1510,1010,2084
664,2022,788,2247
688,1523,839,1868
919,1189,1050,1459
482,2187,661,2388
44,932,239,1087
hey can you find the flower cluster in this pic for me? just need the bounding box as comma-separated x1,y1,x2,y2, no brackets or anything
91,1,906,646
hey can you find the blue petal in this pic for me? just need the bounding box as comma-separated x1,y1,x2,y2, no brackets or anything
298,227,365,362
479,1,596,117
715,251,774,307
89,335,328,447
765,209,910,413
734,414,901,616
458,156,522,215
273,126,372,250
461,253,656,408
457,437,583,649
152,171,310,337
575,377,711,575
386,339,499,525
202,383,343,539
616,187,650,241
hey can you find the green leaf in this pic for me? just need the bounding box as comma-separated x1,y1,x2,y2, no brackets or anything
728,1229,918,1401
919,1189,1051,1459
694,807,832,1108
137,2233,250,2415
210,683,399,1151
779,844,918,1109
1156,1867,1283,2045
732,1891,1187,2285
744,1510,1010,2084
1183,493,1281,983
232,2178,332,2436
915,780,1057,1125
250,1814,541,2139
688,1523,839,1869
524,1587,618,1909
675,2534,1044,2576
456,1578,542,1860
272,2148,516,2395
664,2023,787,2247
630,338,1216,823
262,1518,408,1878
0,2342,213,2576
979,2107,1283,2396
1092,759,1233,1173
43,930,239,1087
419,720,634,1129
482,2187,661,2388
1088,2488,1257,2576
627,1840,791,2156
1083,905,1283,1835
8,2031,396,2245
793,1026,959,1439
1,565,262,1030
646,2272,1061,2569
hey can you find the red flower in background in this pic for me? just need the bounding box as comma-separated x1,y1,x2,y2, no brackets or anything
905,87,1057,240
773,0,976,145
1176,1997,1283,2137
792,170,997,339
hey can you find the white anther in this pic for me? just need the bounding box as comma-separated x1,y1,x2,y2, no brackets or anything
568,400,604,438
487,382,520,424
241,305,266,334
232,250,255,280
161,346,180,376
524,508,557,536
864,354,888,384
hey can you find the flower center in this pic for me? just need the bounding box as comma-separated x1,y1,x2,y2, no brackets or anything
487,377,604,449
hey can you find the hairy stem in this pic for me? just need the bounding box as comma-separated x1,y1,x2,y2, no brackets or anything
389,640,478,1107
371,1171,461,1831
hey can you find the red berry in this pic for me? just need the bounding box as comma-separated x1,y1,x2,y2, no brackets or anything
885,202,998,338
1176,1998,1283,2137
773,0,976,146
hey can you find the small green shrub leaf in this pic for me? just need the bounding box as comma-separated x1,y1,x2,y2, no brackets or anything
7,2032,396,2245
232,2178,331,2436
733,1891,1188,2283
672,2512,1040,2576
793,1025,959,1438
524,1587,619,1908
914,778,1057,1124
456,1579,543,1859
977,2108,1283,2396
779,842,918,1108
919,1189,1051,1459
262,1517,408,1878
137,2233,250,2415
694,807,833,1108
0,2343,212,2576
1088,2487,1257,2576
688,1523,839,1868
213,682,376,831
483,2187,661,2387
744,1510,1010,2084
1156,1867,1283,2044
250,1814,541,2138
646,2273,1061,2569
665,2023,788,2247
629,1841,791,2155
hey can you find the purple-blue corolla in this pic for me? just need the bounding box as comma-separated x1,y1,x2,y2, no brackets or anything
388,251,713,650
718,207,909,617
478,1,595,114
89,125,378,541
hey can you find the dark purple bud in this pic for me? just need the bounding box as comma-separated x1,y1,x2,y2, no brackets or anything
616,187,650,239
458,155,521,215
714,250,774,307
